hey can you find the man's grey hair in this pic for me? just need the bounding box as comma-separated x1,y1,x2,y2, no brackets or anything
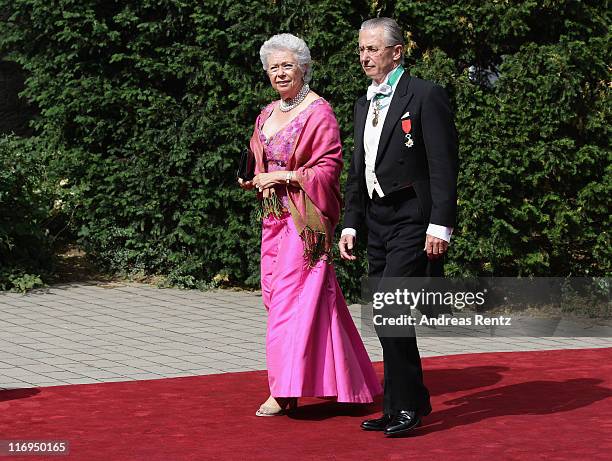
259,33,313,83
360,17,405,64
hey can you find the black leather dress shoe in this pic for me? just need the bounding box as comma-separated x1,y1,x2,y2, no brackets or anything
361,414,393,431
383,410,422,437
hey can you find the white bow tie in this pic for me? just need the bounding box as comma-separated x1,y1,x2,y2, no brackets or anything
366,82,393,101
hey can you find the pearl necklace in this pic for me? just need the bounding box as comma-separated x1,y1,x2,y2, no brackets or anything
279,84,310,112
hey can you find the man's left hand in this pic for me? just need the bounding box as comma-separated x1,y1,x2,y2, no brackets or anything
425,234,449,259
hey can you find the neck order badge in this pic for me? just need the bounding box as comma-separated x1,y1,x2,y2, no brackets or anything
372,66,404,127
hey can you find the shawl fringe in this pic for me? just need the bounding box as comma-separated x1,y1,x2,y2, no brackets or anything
300,226,332,267
257,191,285,220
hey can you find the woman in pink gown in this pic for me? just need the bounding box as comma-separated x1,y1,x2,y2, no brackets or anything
239,33,382,416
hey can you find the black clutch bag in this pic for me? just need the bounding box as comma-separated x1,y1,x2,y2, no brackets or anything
236,147,255,181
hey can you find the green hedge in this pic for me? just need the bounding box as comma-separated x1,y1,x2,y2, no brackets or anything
0,1,609,297
0,136,61,290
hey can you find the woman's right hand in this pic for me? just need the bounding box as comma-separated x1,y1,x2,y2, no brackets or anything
238,178,255,190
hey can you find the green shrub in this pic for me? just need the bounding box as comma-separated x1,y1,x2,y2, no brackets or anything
0,270,44,292
0,135,63,290
0,1,609,299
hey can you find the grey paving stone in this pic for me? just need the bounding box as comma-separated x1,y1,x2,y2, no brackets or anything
19,364,64,373
0,382,37,389
120,373,166,380
0,282,609,388
39,370,89,379
77,370,129,379
56,377,104,384
182,368,225,375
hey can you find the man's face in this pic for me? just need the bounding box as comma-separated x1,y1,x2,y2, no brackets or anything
358,27,401,83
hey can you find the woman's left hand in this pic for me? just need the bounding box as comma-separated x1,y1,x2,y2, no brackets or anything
253,172,284,191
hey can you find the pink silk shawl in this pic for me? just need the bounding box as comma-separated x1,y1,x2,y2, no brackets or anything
249,99,343,253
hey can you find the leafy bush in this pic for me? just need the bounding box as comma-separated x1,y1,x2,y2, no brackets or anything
0,1,609,298
0,270,44,292
397,0,611,276
0,136,59,290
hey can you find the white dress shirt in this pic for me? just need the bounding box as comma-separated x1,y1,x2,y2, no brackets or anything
363,68,400,199
342,66,453,243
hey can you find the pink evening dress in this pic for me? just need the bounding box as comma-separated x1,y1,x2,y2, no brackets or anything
257,98,382,402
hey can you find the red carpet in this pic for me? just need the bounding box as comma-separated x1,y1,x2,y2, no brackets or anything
1,348,611,461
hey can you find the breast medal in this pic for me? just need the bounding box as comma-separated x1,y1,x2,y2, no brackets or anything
401,112,413,148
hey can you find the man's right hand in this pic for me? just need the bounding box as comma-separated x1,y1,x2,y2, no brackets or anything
339,234,357,261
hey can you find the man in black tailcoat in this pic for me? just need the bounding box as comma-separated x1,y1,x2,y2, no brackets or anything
339,17,458,437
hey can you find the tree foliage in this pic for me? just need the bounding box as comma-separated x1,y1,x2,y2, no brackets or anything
0,0,609,296
0,135,60,290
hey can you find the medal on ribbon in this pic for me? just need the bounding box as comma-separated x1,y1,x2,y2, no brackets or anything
402,112,414,148
402,119,412,134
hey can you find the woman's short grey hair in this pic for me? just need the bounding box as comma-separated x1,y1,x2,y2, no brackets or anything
360,17,405,64
259,33,313,83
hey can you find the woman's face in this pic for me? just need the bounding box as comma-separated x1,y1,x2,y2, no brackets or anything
266,50,304,100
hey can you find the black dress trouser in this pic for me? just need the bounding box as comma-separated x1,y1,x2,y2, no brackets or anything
366,187,432,415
